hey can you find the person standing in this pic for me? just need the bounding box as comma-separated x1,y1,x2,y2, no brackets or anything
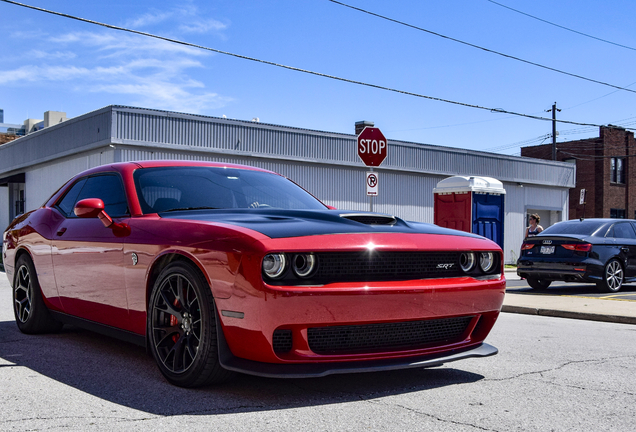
525,213,543,238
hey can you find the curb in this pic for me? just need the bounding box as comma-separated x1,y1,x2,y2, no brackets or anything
501,305,636,325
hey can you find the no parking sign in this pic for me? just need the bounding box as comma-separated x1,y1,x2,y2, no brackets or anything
366,172,378,196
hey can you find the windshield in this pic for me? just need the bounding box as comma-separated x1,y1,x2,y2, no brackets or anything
540,220,607,237
133,166,326,214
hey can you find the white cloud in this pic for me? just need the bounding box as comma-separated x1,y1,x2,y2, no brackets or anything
0,65,128,84
3,4,233,114
123,11,174,28
28,50,77,60
92,81,232,113
179,18,228,34
51,31,207,58
121,4,228,36
0,66,38,84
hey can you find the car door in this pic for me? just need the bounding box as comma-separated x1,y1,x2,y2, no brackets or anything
611,222,636,278
51,173,130,329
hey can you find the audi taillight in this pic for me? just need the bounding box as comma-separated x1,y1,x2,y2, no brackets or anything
561,243,592,252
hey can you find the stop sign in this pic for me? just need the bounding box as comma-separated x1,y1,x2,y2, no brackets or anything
357,127,387,167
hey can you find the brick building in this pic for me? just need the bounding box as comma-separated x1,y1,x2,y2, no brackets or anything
522,126,636,220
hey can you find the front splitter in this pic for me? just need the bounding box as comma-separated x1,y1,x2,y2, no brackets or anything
216,318,497,378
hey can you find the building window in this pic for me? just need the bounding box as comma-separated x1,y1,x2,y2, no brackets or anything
611,158,625,184
610,208,625,219
14,190,25,216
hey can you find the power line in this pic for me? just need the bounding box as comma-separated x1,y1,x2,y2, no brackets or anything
483,134,550,153
325,0,636,95
559,151,636,161
486,0,636,52
2,0,635,132
489,114,636,154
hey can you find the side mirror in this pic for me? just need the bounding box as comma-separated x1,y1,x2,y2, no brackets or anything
74,198,129,236
74,198,105,219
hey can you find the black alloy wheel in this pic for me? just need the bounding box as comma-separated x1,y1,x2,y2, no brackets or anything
597,259,623,293
13,254,63,334
148,261,234,387
526,277,552,290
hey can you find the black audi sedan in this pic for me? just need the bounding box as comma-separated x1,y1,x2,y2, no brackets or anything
517,218,636,292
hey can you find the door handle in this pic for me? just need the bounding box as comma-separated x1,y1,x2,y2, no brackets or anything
621,247,629,253
56,227,67,236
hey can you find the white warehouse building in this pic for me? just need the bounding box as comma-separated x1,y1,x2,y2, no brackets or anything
0,105,575,264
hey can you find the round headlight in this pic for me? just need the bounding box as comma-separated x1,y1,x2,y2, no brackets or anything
263,253,287,279
292,253,317,278
459,252,476,272
479,252,496,273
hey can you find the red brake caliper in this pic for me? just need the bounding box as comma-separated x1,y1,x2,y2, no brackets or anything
170,298,181,343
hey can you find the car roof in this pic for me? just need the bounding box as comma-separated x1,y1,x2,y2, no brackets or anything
558,218,636,224
118,160,274,172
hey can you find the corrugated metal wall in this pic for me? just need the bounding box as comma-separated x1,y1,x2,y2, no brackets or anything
0,108,112,173
112,107,575,188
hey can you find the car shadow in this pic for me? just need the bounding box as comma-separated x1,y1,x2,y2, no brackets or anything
0,320,484,416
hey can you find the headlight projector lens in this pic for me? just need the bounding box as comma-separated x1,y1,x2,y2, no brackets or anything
263,253,287,278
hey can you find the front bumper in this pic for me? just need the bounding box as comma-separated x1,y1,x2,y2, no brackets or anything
215,275,505,365
216,313,498,378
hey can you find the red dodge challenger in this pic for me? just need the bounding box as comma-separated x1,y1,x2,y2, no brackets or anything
3,161,505,387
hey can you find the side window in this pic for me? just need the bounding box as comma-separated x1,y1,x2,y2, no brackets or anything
612,223,636,240
56,178,87,217
76,175,129,217
56,174,128,218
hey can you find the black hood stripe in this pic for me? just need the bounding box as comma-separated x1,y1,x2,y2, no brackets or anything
159,209,481,239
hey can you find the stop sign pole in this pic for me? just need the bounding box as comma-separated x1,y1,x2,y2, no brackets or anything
357,127,387,212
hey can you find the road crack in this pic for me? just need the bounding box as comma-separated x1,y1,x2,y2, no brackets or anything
360,396,502,431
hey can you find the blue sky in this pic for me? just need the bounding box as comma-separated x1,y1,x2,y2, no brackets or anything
2,0,636,155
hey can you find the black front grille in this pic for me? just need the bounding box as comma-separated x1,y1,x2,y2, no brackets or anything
312,251,462,282
273,329,293,353
307,316,474,355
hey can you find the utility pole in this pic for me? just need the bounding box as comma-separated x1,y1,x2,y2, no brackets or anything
546,102,561,160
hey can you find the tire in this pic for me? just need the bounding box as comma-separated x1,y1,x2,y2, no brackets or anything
13,254,63,334
147,261,234,387
597,259,623,293
526,277,552,290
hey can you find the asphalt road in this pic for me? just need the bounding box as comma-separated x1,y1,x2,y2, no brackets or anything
1,272,636,431
506,278,636,301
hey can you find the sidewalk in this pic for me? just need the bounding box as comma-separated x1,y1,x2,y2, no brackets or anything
503,268,636,325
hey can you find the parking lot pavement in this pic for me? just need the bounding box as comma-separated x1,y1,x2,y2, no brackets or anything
503,268,636,325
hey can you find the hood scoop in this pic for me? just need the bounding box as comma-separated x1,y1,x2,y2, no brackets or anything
340,213,397,226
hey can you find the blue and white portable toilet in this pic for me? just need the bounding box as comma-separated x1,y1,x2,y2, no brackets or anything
433,176,506,249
